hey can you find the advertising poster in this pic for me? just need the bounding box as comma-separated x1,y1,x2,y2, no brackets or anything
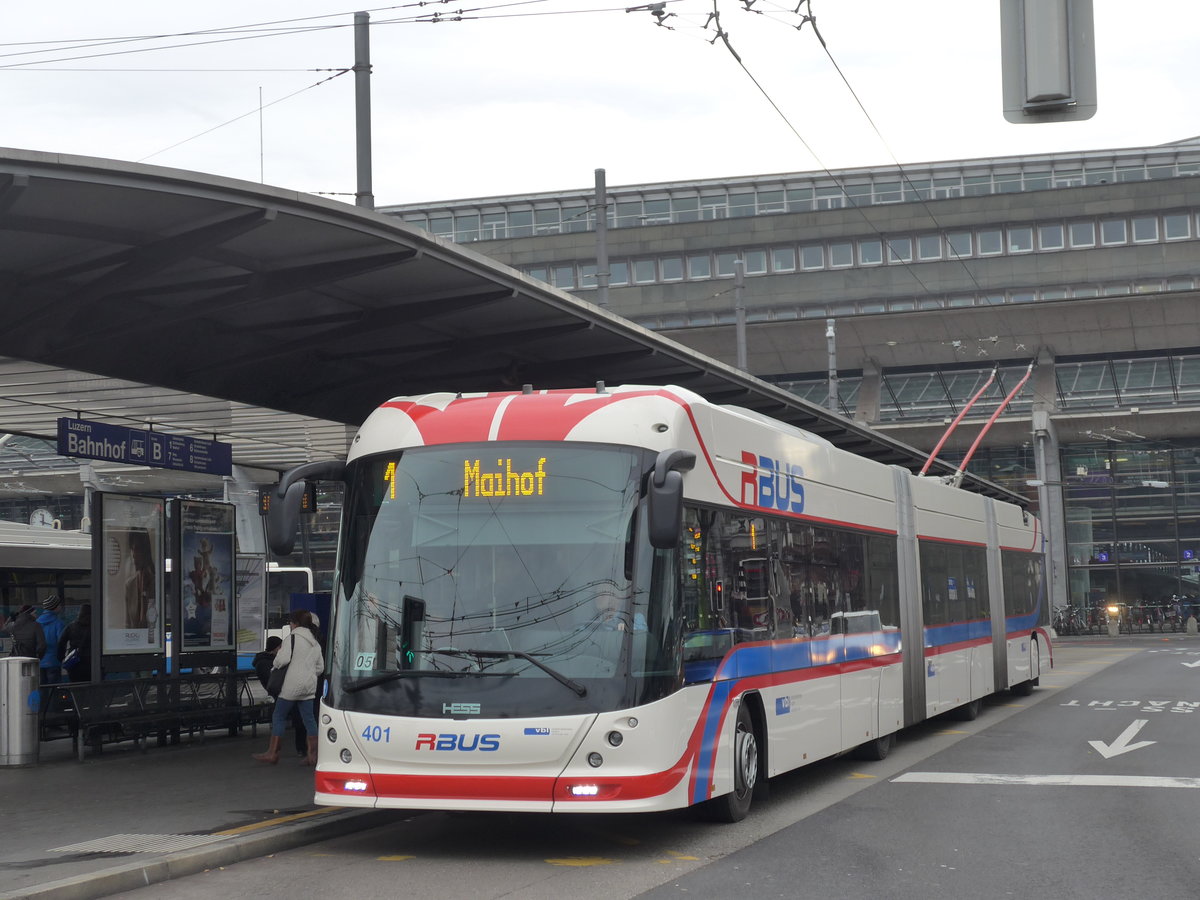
179,500,236,651
235,555,266,653
99,494,165,654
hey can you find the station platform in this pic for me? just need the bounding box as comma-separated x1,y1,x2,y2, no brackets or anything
0,729,394,900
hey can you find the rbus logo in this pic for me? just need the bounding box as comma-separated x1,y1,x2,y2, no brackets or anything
740,451,805,514
415,733,501,751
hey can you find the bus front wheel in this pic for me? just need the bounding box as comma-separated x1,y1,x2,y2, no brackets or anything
705,702,759,823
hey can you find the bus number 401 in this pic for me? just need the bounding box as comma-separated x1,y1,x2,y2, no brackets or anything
362,725,392,742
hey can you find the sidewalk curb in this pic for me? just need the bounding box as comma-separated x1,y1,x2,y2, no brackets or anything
0,808,397,900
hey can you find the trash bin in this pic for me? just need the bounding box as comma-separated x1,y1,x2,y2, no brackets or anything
0,657,41,766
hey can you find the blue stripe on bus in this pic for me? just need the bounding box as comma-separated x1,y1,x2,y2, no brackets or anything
685,629,904,805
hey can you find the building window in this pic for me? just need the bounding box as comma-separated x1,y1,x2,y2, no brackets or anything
454,213,480,242
744,250,768,275
701,194,727,219
687,254,712,279
609,261,629,286
508,210,533,237
729,193,756,217
1008,226,1034,252
1038,224,1065,250
801,246,824,270
771,247,796,272
534,208,561,235
829,242,854,267
875,181,901,203
1132,216,1159,243
946,232,972,259
786,188,813,211
552,265,575,289
887,237,912,263
859,239,883,265
716,252,739,277
673,196,700,223
481,212,506,240
1164,213,1190,240
1069,221,1096,248
661,257,684,281
917,234,942,260
642,199,670,225
977,229,1003,255
1100,219,1127,245
633,259,657,283
579,265,597,288
757,190,785,213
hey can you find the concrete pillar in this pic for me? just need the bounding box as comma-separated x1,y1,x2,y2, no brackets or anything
1032,347,1067,611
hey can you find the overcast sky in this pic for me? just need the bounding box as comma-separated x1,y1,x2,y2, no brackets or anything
4,2,1198,206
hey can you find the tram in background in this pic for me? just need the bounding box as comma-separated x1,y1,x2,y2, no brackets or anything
0,521,91,653
266,384,1050,822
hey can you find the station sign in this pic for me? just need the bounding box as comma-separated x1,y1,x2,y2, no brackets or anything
57,417,232,476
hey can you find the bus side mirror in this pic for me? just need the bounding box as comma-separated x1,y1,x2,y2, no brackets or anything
647,449,696,549
266,460,346,556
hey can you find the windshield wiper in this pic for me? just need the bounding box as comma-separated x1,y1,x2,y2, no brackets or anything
435,647,588,697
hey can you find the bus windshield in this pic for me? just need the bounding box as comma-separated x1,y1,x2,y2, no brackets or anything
329,443,682,717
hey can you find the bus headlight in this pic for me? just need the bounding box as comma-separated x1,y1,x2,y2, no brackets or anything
587,752,604,768
340,748,353,764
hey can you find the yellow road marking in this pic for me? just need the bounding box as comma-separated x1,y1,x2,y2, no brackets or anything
848,772,876,779
378,855,416,861
214,807,334,837
545,857,616,867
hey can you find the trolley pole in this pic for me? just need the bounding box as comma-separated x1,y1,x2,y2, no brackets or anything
354,12,374,210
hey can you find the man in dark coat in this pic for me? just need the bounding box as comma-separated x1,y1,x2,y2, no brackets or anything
9,605,46,661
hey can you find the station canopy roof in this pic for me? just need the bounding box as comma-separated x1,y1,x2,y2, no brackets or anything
0,148,1022,505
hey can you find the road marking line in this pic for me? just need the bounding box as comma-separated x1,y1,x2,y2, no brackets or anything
214,808,335,836
893,772,1200,789
545,857,616,867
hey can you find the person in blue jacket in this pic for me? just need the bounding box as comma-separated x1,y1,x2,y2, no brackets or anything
37,595,66,684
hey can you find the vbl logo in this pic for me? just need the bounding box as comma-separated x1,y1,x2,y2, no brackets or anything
741,451,805,513
415,733,501,751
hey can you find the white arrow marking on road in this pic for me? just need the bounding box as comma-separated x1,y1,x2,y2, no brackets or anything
1088,719,1156,759
1181,661,1200,668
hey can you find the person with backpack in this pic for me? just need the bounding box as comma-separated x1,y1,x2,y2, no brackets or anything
36,595,66,684
8,605,46,662
57,603,92,682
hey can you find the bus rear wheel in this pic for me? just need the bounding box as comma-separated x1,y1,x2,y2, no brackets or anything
851,732,894,761
1012,638,1039,696
705,702,759,823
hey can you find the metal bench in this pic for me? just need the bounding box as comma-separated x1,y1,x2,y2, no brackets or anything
40,673,274,761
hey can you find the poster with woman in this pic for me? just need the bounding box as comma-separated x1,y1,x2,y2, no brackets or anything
99,494,164,654
178,500,236,651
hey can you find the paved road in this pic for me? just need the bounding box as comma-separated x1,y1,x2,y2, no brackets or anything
98,636,1200,900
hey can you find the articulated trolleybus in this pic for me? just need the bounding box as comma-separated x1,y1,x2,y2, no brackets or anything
268,384,1049,822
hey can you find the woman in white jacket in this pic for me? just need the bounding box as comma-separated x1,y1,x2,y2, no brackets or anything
253,609,325,765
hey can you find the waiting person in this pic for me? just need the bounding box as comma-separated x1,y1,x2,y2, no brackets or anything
253,635,307,757
57,603,92,682
36,595,65,684
253,610,324,766
8,605,45,660
253,635,284,691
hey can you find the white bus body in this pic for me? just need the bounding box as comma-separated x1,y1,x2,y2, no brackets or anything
303,385,1049,820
